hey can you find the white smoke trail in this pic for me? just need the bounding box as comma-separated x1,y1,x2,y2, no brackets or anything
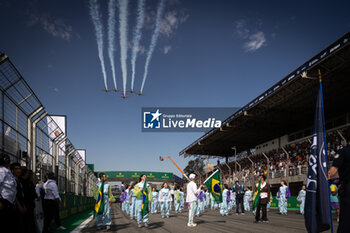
118,0,128,96
130,0,146,92
140,0,165,94
89,0,108,90
108,0,117,90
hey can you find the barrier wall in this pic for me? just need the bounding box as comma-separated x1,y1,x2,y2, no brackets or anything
59,193,95,219
270,196,301,210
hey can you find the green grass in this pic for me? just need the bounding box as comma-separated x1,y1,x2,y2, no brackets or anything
49,210,94,233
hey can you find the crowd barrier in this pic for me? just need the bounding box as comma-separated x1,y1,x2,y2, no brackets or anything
59,193,95,219
269,196,300,210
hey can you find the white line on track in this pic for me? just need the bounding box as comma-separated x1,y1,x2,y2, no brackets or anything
71,214,94,233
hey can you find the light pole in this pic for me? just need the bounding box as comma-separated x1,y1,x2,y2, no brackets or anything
232,146,237,172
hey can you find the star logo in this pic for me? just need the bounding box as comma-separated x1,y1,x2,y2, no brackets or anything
151,109,162,122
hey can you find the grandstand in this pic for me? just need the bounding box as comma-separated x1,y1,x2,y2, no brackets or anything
179,32,350,195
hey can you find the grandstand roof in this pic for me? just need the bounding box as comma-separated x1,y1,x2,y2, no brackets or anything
180,32,350,158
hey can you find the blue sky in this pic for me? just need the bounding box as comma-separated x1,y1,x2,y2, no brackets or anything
1,0,350,177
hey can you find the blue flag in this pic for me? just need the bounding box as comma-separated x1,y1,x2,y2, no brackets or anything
304,82,332,233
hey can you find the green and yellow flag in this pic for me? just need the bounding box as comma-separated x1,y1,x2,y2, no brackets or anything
94,180,105,215
204,170,222,204
141,179,149,218
252,179,261,210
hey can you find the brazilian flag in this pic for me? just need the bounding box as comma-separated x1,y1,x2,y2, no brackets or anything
141,179,149,218
204,170,222,204
94,180,105,215
252,179,261,211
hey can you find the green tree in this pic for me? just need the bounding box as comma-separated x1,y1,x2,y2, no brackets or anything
183,158,205,183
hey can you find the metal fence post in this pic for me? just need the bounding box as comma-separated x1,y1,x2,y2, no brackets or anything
27,106,44,166
248,157,254,168
281,146,290,184
31,112,47,172
66,149,76,193
224,161,232,184
55,136,66,189
75,161,79,195
235,161,241,172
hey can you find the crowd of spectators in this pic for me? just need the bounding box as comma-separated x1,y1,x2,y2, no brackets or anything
218,130,347,184
0,153,65,233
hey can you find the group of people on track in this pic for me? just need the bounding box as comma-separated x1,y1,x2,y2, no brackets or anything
95,171,312,230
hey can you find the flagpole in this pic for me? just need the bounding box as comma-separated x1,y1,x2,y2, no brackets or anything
319,69,334,233
203,169,220,184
